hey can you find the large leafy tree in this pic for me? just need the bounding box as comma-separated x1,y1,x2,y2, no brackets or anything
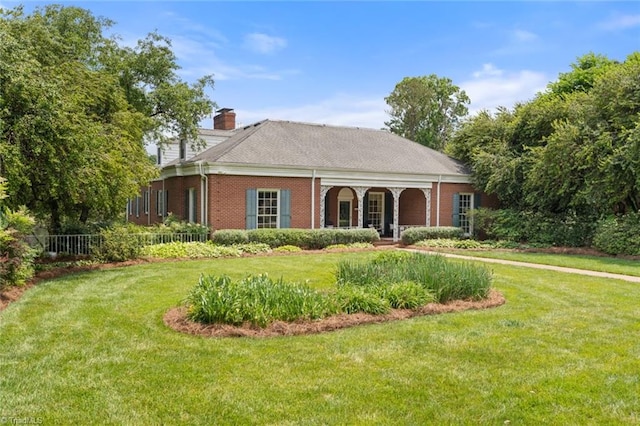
450,52,640,218
385,75,470,151
0,5,215,231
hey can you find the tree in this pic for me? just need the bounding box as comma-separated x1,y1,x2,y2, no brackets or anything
384,75,470,151
0,5,216,231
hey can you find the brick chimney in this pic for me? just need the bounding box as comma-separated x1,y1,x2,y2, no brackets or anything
213,108,236,130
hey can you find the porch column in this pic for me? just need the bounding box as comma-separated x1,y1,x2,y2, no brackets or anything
421,188,431,227
389,187,405,242
353,187,369,229
319,185,332,228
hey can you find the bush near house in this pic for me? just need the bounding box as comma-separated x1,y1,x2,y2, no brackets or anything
213,228,380,249
0,178,37,287
593,213,640,256
400,226,464,245
472,208,596,247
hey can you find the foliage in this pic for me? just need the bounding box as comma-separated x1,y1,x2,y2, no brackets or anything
472,208,597,247
334,285,391,315
375,281,434,309
325,242,375,250
184,274,336,327
336,251,492,303
160,214,210,236
211,229,249,245
385,74,470,151
0,5,214,231
273,245,303,253
400,226,464,245
0,177,37,287
448,53,640,244
0,207,37,287
246,228,379,249
140,241,271,259
592,212,640,256
91,224,142,262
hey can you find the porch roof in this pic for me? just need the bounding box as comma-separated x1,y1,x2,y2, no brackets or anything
187,120,469,176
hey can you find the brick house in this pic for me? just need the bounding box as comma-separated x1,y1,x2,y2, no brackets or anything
128,109,496,241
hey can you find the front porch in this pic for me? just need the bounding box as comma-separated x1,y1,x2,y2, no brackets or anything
319,185,432,242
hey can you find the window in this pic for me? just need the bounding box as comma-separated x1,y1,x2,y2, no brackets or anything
337,188,353,228
156,190,168,217
458,193,473,235
257,190,279,228
143,191,149,214
135,196,140,217
246,188,290,229
156,147,162,165
179,139,186,161
367,192,384,231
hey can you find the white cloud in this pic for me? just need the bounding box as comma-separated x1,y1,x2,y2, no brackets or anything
461,63,548,115
513,29,538,42
493,28,542,56
165,34,297,82
243,33,287,55
236,94,388,130
598,14,640,31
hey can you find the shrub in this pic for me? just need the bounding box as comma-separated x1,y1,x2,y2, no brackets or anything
273,245,302,253
335,285,391,315
184,274,336,327
593,213,640,256
325,242,375,251
91,224,142,262
211,229,249,245
336,251,492,303
401,227,464,245
454,239,482,249
244,228,379,249
414,239,458,249
473,208,597,247
140,242,272,258
375,281,434,309
0,206,37,287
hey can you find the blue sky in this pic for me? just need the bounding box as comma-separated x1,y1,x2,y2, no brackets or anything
4,1,640,130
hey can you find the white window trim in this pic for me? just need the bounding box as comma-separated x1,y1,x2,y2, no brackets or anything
257,188,280,229
368,191,385,232
337,188,354,228
459,192,474,235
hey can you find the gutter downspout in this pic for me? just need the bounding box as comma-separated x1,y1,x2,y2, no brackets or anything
436,175,442,227
197,161,208,227
311,169,316,229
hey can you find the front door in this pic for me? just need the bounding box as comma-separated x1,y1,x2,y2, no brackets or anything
339,200,351,228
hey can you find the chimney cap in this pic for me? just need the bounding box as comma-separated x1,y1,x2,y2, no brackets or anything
216,107,235,114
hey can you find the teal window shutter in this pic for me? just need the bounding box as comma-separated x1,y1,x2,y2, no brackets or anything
474,192,481,209
280,189,291,228
246,188,257,229
452,193,460,227
184,189,190,221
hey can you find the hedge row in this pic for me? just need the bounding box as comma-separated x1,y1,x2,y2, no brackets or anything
212,228,380,249
593,212,640,256
400,227,464,245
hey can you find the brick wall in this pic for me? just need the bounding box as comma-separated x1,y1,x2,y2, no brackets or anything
208,175,319,230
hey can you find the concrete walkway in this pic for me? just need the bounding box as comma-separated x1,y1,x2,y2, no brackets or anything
402,249,640,283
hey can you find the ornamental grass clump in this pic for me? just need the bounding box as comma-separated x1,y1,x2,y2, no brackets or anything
185,274,336,327
336,251,491,303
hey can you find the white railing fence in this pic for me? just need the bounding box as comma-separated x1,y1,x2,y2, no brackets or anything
26,233,210,256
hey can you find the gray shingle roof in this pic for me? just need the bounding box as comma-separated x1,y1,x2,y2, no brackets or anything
187,120,469,176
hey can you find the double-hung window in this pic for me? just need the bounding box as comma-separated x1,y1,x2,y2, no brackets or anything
257,190,279,228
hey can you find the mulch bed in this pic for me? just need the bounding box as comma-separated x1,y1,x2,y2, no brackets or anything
163,290,506,338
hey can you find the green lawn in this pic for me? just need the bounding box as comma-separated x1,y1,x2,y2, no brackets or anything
1,252,639,424
434,249,640,277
